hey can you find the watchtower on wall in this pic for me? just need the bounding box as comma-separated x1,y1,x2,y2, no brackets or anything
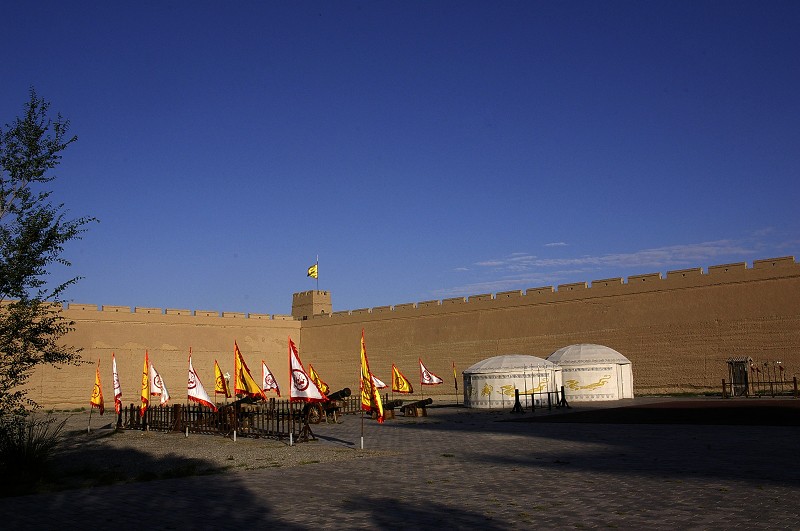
292,290,332,320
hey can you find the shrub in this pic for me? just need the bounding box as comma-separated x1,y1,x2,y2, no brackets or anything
0,415,66,494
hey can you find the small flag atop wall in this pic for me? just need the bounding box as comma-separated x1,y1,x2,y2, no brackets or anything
307,263,318,279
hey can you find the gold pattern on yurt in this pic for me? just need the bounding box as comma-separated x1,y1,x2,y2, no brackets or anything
499,379,549,396
565,374,611,391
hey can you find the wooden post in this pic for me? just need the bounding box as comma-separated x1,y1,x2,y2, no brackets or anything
722,379,727,399
174,403,182,433
510,389,524,414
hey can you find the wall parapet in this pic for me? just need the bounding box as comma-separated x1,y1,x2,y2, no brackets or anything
591,278,623,288
66,303,291,322
102,305,130,313
135,307,162,314
666,267,703,278
319,256,799,322
63,256,798,324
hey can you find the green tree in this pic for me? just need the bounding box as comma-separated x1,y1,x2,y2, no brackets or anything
0,88,96,420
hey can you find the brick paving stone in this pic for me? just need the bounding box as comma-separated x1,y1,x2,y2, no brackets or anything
0,401,798,529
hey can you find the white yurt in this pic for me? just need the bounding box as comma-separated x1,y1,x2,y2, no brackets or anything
546,344,633,402
463,354,563,409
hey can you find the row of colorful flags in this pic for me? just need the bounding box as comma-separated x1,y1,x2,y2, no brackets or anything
90,331,454,425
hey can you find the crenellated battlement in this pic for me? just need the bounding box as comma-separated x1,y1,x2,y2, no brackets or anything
63,303,294,321
54,256,800,322
310,256,798,320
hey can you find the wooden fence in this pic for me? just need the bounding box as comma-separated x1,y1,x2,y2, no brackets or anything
117,392,399,440
722,376,798,398
118,398,315,441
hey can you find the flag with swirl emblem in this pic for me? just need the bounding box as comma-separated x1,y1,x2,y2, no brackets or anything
139,351,149,417
288,337,327,402
90,359,104,415
391,364,413,394
149,362,170,405
112,352,122,415
234,341,266,399
419,358,444,385
262,361,281,397
214,360,231,398
187,353,217,411
360,330,384,423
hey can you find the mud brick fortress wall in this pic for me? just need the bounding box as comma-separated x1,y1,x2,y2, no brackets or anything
30,256,800,409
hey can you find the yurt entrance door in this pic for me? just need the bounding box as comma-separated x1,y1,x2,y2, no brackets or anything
727,357,752,397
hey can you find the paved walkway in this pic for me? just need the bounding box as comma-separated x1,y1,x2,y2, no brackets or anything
2,399,799,529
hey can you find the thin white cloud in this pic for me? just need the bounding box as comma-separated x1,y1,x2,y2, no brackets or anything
474,260,505,267
474,240,754,273
438,238,779,299
544,242,568,247
432,275,557,298
441,230,799,301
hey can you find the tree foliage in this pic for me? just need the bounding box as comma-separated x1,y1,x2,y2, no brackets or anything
0,89,96,418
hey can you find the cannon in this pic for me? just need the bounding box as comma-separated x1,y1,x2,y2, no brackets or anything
382,399,404,410
400,398,433,417
306,387,351,424
326,387,352,402
377,398,404,420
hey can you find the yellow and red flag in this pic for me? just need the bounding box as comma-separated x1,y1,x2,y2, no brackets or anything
308,364,330,396
453,361,459,392
391,364,414,394
139,351,149,417
360,330,384,423
214,360,231,398
90,359,104,415
234,341,266,399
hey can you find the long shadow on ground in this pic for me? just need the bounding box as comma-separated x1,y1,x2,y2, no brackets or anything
504,399,800,426
338,399,800,488
0,426,303,528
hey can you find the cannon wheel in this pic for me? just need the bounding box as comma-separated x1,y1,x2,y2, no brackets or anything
306,403,324,424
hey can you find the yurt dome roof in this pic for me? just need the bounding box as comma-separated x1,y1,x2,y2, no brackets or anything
463,354,555,374
547,344,630,365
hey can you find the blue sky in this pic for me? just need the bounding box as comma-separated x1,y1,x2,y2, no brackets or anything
3,1,798,315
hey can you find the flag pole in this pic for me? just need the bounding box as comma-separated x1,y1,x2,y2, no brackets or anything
360,368,364,449
87,407,93,434
316,255,319,291
453,361,459,406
